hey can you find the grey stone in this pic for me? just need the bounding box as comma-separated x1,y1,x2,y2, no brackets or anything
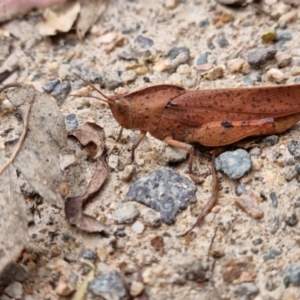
263,249,281,262
134,35,154,48
276,30,293,42
4,281,23,299
217,35,229,48
284,264,300,287
294,77,300,83
235,184,248,196
215,149,251,180
269,192,278,208
113,202,140,224
166,46,190,60
79,249,96,261
143,209,162,227
233,283,259,300
288,140,300,159
51,81,71,105
102,70,123,90
247,47,277,69
252,238,263,246
196,52,208,65
42,79,60,93
285,212,298,226
295,163,300,175
0,263,28,287
125,167,196,224
207,40,215,50
261,135,279,147
65,113,78,131
88,270,128,300
199,19,209,27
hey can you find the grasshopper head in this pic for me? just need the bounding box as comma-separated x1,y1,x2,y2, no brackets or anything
108,95,133,129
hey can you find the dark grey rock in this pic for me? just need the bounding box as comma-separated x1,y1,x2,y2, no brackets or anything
79,249,96,261
269,216,280,234
134,35,154,48
276,30,293,42
199,18,209,27
166,46,190,60
0,263,28,287
261,135,279,147
102,70,123,90
42,79,60,93
252,238,263,246
125,167,196,224
285,212,298,226
215,149,251,180
51,81,71,105
247,47,277,69
235,184,248,196
295,164,300,175
288,140,300,159
113,202,140,224
284,264,300,287
233,283,259,300
196,52,208,65
284,167,297,182
269,192,278,208
207,40,215,50
88,270,128,300
263,249,281,262
88,72,102,83
65,114,78,131
217,35,229,48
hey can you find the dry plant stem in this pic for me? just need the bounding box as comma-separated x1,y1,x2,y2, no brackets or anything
0,94,34,176
178,151,219,237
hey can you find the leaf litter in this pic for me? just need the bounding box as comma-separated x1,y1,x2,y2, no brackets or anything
64,122,109,235
0,83,67,272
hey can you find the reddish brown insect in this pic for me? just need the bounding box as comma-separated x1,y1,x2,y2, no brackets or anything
76,74,300,233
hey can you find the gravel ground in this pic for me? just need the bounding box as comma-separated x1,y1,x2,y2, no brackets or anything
1,1,300,299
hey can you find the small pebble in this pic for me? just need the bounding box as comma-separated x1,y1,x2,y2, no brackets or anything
285,212,298,227
287,140,300,159
252,238,263,246
130,280,144,297
205,66,223,80
168,73,182,86
143,209,161,227
215,149,251,180
42,79,60,93
275,52,291,68
261,135,279,147
235,191,264,219
176,64,190,75
65,114,78,131
134,35,154,49
290,66,300,76
131,220,145,234
88,270,127,299
233,283,259,298
227,58,250,74
196,52,208,65
102,70,123,90
120,70,137,84
247,47,277,69
121,165,136,182
278,10,297,27
267,68,285,83
126,167,196,224
263,249,281,262
269,192,278,208
51,81,71,105
199,18,209,27
210,243,225,258
165,0,178,9
149,235,164,252
284,264,300,287
276,30,293,42
235,184,248,196
113,202,140,224
4,281,23,299
217,35,229,48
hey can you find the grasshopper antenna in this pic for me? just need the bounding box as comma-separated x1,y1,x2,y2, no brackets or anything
72,72,112,102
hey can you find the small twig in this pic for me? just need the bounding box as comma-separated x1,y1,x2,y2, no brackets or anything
0,95,34,175
207,226,218,263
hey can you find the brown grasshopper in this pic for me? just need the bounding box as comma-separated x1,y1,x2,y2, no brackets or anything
75,74,300,234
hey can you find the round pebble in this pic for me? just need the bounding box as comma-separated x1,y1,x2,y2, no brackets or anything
113,202,140,224
131,220,145,234
121,70,137,84
130,280,144,296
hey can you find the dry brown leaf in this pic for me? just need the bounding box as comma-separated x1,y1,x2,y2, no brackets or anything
4,84,67,206
68,122,105,159
76,0,108,39
39,1,80,36
65,159,109,235
0,151,29,274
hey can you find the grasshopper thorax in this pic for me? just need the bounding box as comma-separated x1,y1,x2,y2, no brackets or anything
108,96,133,129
